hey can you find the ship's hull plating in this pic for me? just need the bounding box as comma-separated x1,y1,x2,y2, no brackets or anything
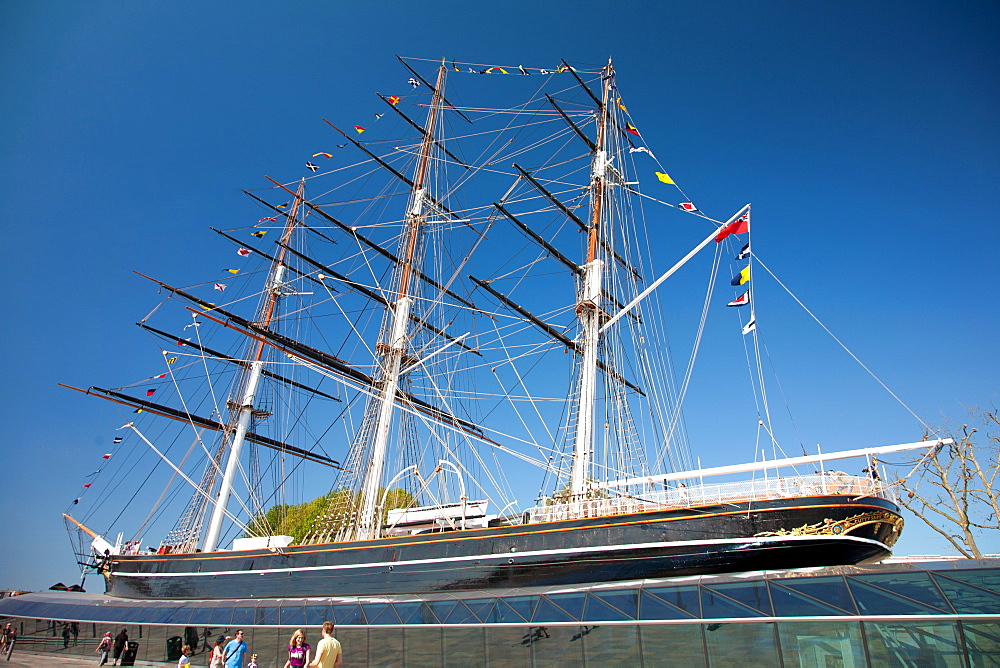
105,495,902,599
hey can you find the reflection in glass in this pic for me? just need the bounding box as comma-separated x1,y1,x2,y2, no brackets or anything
701,588,765,619
640,624,707,666
405,627,442,666
864,621,964,667
531,625,583,666
961,621,1000,668
704,622,780,668
771,576,857,615
584,624,638,667
443,627,485,667
932,573,1000,615
486,627,531,666
368,627,404,665
778,621,865,668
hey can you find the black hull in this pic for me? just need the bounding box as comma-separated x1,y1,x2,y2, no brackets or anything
105,495,902,599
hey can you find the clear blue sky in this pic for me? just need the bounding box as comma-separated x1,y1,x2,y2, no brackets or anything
1,1,997,591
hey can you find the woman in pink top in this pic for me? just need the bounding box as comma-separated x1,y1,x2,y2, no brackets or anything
285,629,311,668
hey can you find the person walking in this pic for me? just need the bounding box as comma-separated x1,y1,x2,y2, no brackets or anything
209,635,226,668
284,629,311,668
112,628,128,666
223,629,248,668
308,622,341,668
96,632,113,665
3,625,15,661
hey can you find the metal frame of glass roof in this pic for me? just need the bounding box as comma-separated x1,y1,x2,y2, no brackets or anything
2,559,998,627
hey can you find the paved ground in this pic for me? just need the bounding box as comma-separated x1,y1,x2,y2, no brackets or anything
3,650,166,666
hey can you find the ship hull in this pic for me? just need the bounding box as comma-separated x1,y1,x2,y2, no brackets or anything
105,495,902,599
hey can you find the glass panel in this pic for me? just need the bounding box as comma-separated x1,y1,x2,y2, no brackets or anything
369,627,404,666
531,597,577,623
543,593,586,621
583,594,632,621
529,625,583,665
502,596,537,622
281,604,306,627
256,606,280,626
207,606,234,626
425,600,458,623
864,621,965,667
404,627,442,666
847,578,949,615
590,590,639,619
443,602,478,624
640,624,707,665
944,568,1000,594
852,571,952,612
230,606,255,625
411,603,439,624
391,602,423,624
774,576,857,614
778,621,866,668
485,598,528,624
158,607,191,625
705,581,772,615
245,628,278,666
303,604,331,626
331,604,366,625
645,584,702,618
933,573,1000,614
485,627,531,665
364,604,401,625
701,587,765,619
442,628,485,668
961,621,1000,668
704,622,780,667
460,599,496,623
334,628,366,668
639,591,698,620
584,624,639,667
769,582,854,617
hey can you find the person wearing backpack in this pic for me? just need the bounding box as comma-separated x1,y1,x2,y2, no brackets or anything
96,632,113,665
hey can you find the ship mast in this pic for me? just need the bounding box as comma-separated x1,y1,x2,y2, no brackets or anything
202,181,307,553
356,62,447,540
569,60,613,497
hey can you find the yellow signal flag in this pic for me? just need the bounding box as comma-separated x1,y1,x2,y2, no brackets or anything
617,97,628,112
226,269,239,275
166,356,178,364
655,172,675,185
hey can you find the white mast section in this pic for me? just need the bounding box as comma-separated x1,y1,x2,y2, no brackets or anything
202,183,306,553
357,64,447,540
569,62,613,497
596,438,953,489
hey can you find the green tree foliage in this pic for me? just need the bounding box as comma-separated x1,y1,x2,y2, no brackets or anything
247,488,416,543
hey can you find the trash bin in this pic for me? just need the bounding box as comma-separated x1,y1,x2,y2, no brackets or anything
166,635,183,661
120,640,139,666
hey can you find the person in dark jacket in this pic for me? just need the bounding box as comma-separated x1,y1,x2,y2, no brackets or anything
112,628,128,665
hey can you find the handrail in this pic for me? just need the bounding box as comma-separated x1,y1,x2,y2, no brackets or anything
527,475,889,524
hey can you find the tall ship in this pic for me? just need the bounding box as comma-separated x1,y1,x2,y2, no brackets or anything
62,58,945,600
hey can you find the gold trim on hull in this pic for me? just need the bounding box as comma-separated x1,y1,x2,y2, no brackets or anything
754,510,904,546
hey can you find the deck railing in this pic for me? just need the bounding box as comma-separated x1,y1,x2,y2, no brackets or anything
526,475,892,524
